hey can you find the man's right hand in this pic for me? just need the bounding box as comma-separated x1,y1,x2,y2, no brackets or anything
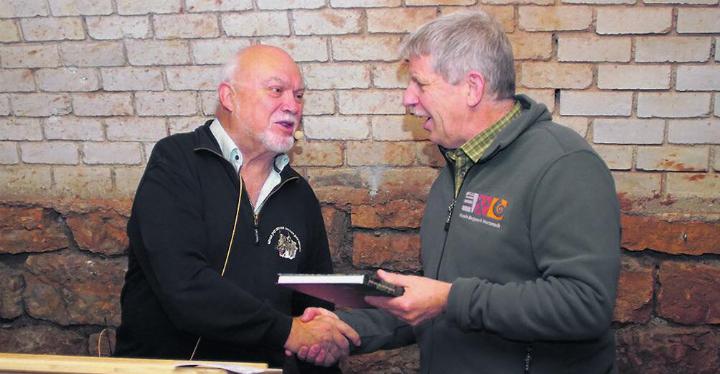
284,312,360,367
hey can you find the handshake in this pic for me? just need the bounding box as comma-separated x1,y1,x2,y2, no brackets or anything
283,307,358,367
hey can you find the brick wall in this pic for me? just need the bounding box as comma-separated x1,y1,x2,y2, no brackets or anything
0,1,718,373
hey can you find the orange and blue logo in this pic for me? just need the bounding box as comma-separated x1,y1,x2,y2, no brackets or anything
460,191,508,228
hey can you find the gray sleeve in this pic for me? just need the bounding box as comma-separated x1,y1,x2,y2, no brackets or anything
336,308,416,354
446,150,621,341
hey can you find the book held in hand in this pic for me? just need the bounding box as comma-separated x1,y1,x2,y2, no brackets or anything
277,273,405,308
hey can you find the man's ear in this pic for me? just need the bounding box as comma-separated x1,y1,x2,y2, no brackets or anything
466,71,485,107
218,82,235,112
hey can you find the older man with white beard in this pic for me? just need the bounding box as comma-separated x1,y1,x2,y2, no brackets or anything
115,45,360,374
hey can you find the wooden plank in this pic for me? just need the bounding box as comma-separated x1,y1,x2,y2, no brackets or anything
0,353,278,374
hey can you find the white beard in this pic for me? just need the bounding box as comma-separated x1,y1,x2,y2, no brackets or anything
260,130,294,154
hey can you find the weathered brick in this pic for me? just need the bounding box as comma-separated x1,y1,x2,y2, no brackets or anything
519,6,592,31
613,256,653,323
0,142,18,164
304,115,370,140
612,171,662,198
101,67,164,91
60,41,125,67
593,119,664,145
153,14,219,39
294,9,362,35
320,206,347,265
66,210,128,255
508,32,553,60
0,19,20,42
222,12,289,37
367,8,437,33
21,142,78,164
0,166,53,197
44,116,104,141
481,0,554,5
302,63,370,90
136,92,198,117
637,145,709,171
166,66,222,91
365,167,438,202
53,166,112,197
593,145,633,170
259,0,325,8
0,118,42,140
126,40,190,66
36,68,100,92
636,37,711,63
0,262,23,317
0,95,8,115
0,44,60,68
560,91,632,116
289,140,343,166
302,90,335,115
0,206,69,255
347,141,416,166
330,0,401,6
0,325,86,355
259,37,329,62
371,62,408,89
637,93,711,118
190,39,252,65
332,35,403,62
352,200,424,229
117,0,182,15
11,93,71,117
658,261,720,324
83,142,142,165
557,36,631,62
406,0,473,4
24,251,125,325
86,15,151,40
558,116,589,138
597,8,672,35
20,17,84,41
622,215,720,255
106,117,167,141
415,141,445,167
73,93,133,116
716,93,719,116
677,8,720,34
598,65,670,90
114,166,144,197
562,0,633,3
0,69,34,92
306,167,372,205
338,90,405,115
0,0,49,17
143,142,156,160
668,119,720,144
645,0,718,3
520,62,592,89
352,232,420,272
666,173,720,198
616,325,720,374
677,66,720,91
714,146,720,171
48,0,112,16
441,5,515,33
168,116,207,135
371,115,428,141
199,91,218,116
187,0,252,11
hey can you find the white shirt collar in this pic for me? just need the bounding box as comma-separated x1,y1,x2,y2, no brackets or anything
209,118,290,213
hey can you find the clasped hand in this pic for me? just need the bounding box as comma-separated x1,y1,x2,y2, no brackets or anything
284,312,361,367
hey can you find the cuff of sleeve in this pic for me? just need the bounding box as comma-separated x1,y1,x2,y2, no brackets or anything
264,312,293,349
446,277,483,330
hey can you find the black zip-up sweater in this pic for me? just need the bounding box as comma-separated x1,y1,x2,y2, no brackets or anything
115,121,335,370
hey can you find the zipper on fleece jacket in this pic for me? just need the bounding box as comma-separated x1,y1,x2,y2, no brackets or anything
524,345,533,374
252,176,299,245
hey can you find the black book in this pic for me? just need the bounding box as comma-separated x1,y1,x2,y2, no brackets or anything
277,273,404,308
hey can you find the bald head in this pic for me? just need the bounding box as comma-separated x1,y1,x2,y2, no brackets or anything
222,45,301,86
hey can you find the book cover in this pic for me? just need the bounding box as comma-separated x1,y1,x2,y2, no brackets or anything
277,273,404,308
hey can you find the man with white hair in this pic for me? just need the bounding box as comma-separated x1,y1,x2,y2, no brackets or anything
299,11,621,373
115,45,359,373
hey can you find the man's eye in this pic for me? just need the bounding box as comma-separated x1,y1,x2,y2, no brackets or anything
270,87,282,95
295,92,304,100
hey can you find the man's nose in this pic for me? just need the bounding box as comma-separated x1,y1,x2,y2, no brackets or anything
402,86,418,108
282,92,301,114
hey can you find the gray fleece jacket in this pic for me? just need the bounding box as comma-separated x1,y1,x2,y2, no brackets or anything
339,95,621,374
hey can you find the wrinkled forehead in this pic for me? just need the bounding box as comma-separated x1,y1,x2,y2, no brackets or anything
235,48,303,88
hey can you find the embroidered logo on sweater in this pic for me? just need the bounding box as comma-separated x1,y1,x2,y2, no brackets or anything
459,191,508,229
268,226,301,260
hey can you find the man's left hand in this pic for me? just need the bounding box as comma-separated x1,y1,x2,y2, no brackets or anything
365,269,452,326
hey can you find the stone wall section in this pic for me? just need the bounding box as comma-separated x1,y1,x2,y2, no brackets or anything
0,0,718,373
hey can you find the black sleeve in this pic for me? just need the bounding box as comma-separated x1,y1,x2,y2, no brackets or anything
130,140,292,349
